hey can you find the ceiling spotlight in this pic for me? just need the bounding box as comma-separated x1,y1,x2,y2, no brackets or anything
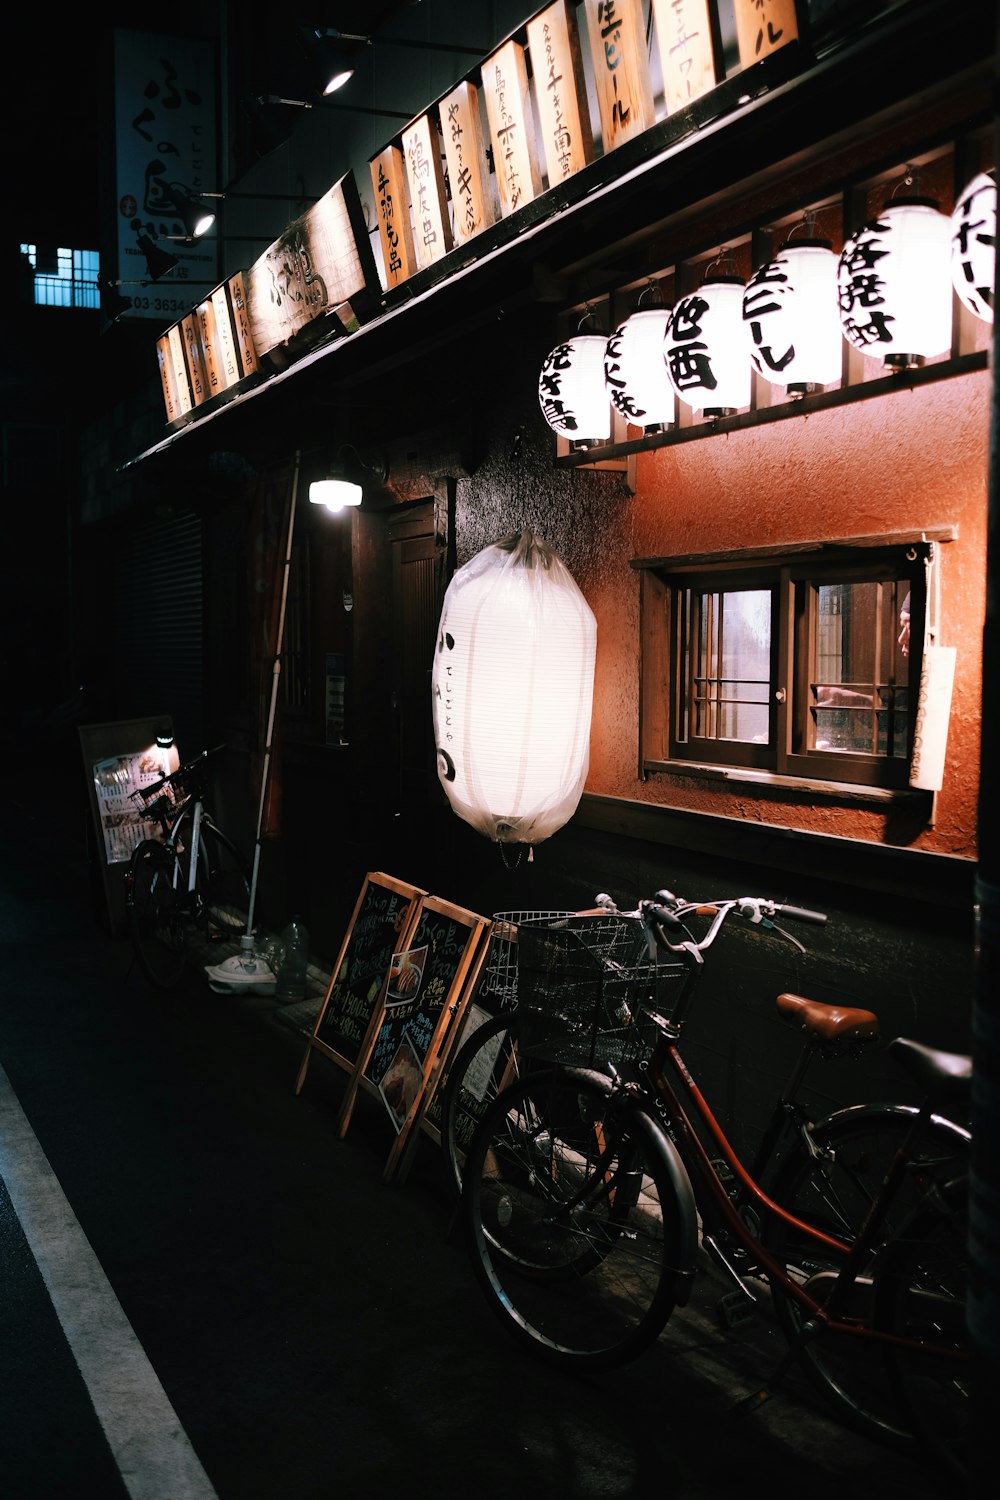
137,234,179,281
301,27,371,96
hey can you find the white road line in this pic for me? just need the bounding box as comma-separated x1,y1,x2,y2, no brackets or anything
0,1062,219,1500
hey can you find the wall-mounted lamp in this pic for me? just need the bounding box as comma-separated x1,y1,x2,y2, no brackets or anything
137,233,180,281
300,26,371,95
158,183,309,244
309,445,388,512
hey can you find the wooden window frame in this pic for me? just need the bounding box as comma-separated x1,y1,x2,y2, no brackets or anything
638,535,942,793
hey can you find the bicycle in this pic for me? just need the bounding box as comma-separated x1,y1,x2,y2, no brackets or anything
123,742,256,989
459,892,971,1477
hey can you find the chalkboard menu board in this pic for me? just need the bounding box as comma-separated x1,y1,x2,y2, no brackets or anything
294,872,424,1097
336,893,490,1183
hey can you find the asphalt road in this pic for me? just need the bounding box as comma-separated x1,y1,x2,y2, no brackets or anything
0,792,956,1500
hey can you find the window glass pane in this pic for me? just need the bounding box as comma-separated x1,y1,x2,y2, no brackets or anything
811,580,909,756
691,588,770,744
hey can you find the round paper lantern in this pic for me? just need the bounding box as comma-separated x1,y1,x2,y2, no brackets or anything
743,240,844,395
603,308,674,431
538,334,612,445
838,199,953,367
431,529,597,847
951,169,996,324
665,277,751,415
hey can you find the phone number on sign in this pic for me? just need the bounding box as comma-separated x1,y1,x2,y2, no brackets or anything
128,295,193,314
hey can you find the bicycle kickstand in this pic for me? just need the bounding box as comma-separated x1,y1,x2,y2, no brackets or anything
728,1319,822,1422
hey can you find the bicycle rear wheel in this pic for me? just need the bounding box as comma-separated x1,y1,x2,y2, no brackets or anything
198,824,254,943
765,1103,970,1448
875,1176,969,1479
127,839,190,989
440,1011,522,1200
462,1068,691,1370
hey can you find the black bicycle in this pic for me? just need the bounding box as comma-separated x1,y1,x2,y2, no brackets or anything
124,743,255,989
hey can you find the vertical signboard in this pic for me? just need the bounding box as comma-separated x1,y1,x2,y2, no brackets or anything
112,29,218,321
582,0,656,153
439,81,498,246
526,1,594,187
651,0,718,113
181,312,208,407
371,143,419,288
732,0,800,67
166,325,193,418
227,271,259,377
481,39,543,218
156,334,182,424
402,114,454,271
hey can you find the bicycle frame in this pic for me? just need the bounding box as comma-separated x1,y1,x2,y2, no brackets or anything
638,1028,968,1366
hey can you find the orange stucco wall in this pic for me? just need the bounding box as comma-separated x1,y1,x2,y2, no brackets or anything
459,364,989,861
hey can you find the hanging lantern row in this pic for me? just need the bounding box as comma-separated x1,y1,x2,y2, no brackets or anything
538,170,996,445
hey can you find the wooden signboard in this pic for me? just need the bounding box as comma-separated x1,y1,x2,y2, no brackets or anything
166,324,193,418
336,894,490,1184
651,0,718,114
526,0,594,187
245,174,381,360
294,871,425,1096
227,272,259,378
156,334,182,423
402,114,454,271
197,284,241,397
582,0,656,153
439,80,498,246
181,312,208,407
732,0,800,68
481,39,543,218
371,143,419,288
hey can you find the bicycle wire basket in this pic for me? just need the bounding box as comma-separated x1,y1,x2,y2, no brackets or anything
474,910,578,1014
514,912,690,1069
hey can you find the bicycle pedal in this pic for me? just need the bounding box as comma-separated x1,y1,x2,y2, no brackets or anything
718,1290,757,1328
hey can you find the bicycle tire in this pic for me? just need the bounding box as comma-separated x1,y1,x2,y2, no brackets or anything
764,1102,970,1448
198,822,255,943
440,1011,522,1201
127,839,191,989
461,1067,694,1370
874,1175,969,1479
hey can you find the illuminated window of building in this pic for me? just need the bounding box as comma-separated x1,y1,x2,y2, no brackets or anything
19,245,100,309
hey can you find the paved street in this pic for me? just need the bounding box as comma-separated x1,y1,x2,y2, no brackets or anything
0,792,956,1499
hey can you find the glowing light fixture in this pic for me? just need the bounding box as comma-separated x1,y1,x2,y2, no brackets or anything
431,529,596,848
665,274,752,416
951,169,996,324
743,239,844,396
838,197,953,368
309,478,362,511
309,445,387,512
604,301,674,432
539,332,612,447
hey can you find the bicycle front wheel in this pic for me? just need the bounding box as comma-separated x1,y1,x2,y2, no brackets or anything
462,1068,690,1370
875,1175,969,1480
765,1103,970,1448
127,839,190,989
197,824,254,944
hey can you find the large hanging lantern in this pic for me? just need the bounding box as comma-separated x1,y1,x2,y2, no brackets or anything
743,241,844,396
538,334,611,446
664,276,751,416
951,169,996,324
838,199,953,368
603,307,674,432
431,529,597,848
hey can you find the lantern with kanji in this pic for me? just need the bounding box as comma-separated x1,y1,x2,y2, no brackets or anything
743,241,844,396
604,308,674,432
838,199,953,368
538,335,612,445
431,529,597,848
951,169,996,324
665,277,752,416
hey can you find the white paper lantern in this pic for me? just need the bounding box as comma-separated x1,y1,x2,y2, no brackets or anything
743,241,844,395
951,169,996,324
604,308,674,431
431,529,597,847
538,334,612,445
838,199,953,367
665,277,752,415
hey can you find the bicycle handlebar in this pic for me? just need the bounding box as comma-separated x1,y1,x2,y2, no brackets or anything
618,891,828,960
129,742,228,805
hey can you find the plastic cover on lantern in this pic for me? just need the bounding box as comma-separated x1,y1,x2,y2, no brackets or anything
951,169,996,324
743,242,844,390
838,200,953,362
665,277,752,413
431,529,597,847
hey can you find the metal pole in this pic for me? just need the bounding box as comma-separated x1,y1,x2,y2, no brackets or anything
245,450,300,938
